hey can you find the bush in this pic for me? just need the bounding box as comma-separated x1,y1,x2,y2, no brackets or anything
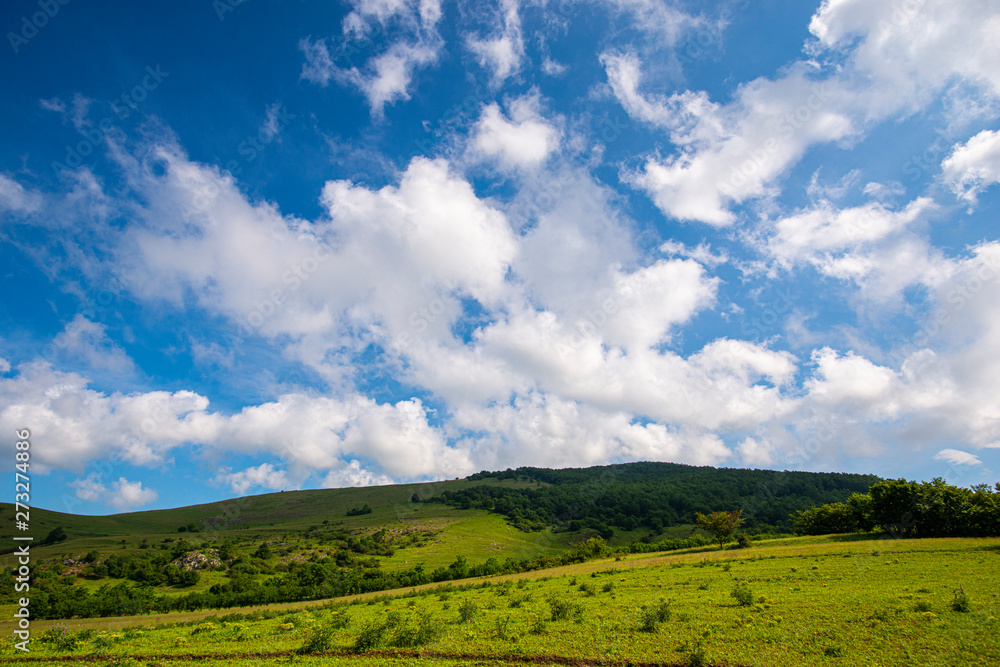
39,625,80,652
736,534,752,549
638,598,672,632
914,600,932,613
685,640,709,667
546,595,578,621
952,588,970,612
731,582,754,607
579,583,596,596
493,615,516,641
299,622,338,653
457,599,478,624
390,612,439,648
352,621,387,652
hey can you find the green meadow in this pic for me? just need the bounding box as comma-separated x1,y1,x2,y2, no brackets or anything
5,536,998,666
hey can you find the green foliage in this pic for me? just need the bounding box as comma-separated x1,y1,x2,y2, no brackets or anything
351,621,387,652
731,581,754,607
347,504,373,516
638,598,672,632
952,587,970,612
439,462,879,533
695,510,745,549
792,478,1000,537
457,599,478,623
41,526,68,545
351,610,439,651
390,611,440,647
38,624,80,652
684,640,709,667
546,595,580,621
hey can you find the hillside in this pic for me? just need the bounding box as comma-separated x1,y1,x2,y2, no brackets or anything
0,462,881,620
432,462,880,533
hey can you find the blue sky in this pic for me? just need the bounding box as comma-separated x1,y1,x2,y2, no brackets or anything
2,0,999,515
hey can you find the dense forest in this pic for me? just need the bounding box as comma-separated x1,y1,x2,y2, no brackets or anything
792,478,1000,537
426,462,880,534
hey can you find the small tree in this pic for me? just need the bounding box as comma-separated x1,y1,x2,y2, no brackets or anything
42,527,68,545
695,510,745,550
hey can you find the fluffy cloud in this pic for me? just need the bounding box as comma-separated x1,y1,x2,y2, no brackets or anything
216,463,293,494
606,0,1000,225
299,0,443,115
809,0,1000,111
766,198,935,267
471,97,560,169
48,315,136,376
467,0,524,85
0,361,474,491
619,61,854,225
71,476,158,511
942,129,1000,204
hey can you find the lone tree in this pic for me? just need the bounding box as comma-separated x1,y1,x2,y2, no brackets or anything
695,510,746,549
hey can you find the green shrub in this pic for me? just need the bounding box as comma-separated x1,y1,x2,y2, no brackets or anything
602,582,615,593
529,616,548,635
390,612,439,648
546,595,579,621
952,587,970,612
579,583,596,596
638,598,672,632
458,599,478,624
39,625,80,652
913,600,932,613
685,640,709,667
493,615,516,641
352,621,387,652
299,623,337,653
731,582,754,607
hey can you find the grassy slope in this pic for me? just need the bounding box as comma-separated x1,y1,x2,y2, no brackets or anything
0,477,550,562
6,536,999,666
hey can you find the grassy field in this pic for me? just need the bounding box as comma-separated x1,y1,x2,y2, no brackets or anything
4,536,998,666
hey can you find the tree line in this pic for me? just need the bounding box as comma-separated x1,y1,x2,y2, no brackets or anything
791,478,1000,537
435,462,879,533
9,538,617,620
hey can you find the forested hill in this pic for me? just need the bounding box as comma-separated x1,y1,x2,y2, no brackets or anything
428,462,880,534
